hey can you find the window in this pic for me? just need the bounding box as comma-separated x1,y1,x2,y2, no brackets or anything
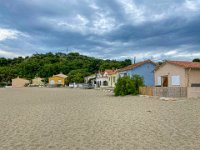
113,77,116,83
50,80,55,85
171,76,180,86
191,83,200,87
58,80,62,84
157,77,161,85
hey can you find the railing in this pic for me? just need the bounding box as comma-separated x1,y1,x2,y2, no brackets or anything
154,87,187,98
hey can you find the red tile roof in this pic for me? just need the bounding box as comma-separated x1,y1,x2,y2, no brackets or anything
104,69,117,75
167,61,200,69
119,59,156,72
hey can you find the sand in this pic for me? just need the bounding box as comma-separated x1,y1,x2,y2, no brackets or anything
0,88,200,150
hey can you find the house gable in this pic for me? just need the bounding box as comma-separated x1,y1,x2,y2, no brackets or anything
119,62,156,86
12,77,29,88
155,63,187,87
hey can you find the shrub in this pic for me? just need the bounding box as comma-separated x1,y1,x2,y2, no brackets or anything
132,74,144,95
114,74,144,96
114,76,135,96
0,82,6,88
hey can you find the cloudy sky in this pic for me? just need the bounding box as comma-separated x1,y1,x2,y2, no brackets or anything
0,0,200,61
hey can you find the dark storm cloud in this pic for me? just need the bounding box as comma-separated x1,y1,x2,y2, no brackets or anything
0,0,200,61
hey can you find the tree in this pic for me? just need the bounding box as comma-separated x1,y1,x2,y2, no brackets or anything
193,58,200,62
114,76,135,96
0,58,9,66
67,69,90,84
114,75,144,96
0,52,131,83
122,59,132,66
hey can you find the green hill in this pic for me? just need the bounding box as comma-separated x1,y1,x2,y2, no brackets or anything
0,52,131,84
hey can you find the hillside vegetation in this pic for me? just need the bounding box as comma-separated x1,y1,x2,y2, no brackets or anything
0,52,131,84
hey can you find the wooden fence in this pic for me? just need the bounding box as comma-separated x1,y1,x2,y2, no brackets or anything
139,87,154,96
139,87,187,98
187,87,200,98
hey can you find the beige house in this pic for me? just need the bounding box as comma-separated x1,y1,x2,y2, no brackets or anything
155,61,200,87
12,77,30,88
108,70,119,88
32,77,44,86
155,61,200,98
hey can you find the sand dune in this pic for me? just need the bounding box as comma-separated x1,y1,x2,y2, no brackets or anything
0,88,200,150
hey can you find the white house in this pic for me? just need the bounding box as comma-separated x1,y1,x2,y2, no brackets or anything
96,70,116,88
84,74,96,86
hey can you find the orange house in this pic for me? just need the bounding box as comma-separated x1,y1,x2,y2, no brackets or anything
48,73,68,85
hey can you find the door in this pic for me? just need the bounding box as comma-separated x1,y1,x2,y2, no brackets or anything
162,76,168,87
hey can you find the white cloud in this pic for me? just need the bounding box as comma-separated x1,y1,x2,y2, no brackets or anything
92,12,116,34
117,0,200,25
165,50,177,56
89,2,99,10
151,13,166,22
45,11,117,35
0,49,28,58
0,28,28,42
117,0,145,24
56,14,89,34
174,52,200,58
183,0,200,11
0,28,19,41
115,47,200,62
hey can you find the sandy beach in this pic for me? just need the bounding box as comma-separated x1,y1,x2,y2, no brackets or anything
0,88,200,150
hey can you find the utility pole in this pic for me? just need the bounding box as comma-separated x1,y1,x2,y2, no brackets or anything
134,57,136,64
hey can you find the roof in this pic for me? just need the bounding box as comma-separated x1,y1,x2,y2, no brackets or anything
119,59,156,72
96,69,117,75
54,73,68,78
12,77,29,81
84,74,96,78
166,61,200,69
33,77,43,79
104,69,118,75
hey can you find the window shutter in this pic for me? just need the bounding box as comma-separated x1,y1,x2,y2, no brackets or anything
171,76,180,86
157,76,161,85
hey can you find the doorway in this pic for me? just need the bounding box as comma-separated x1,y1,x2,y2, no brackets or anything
162,76,168,87
103,81,108,86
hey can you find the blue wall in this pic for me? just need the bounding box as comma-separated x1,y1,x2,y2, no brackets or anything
119,62,155,86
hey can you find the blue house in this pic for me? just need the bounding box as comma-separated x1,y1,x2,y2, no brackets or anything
119,60,156,86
